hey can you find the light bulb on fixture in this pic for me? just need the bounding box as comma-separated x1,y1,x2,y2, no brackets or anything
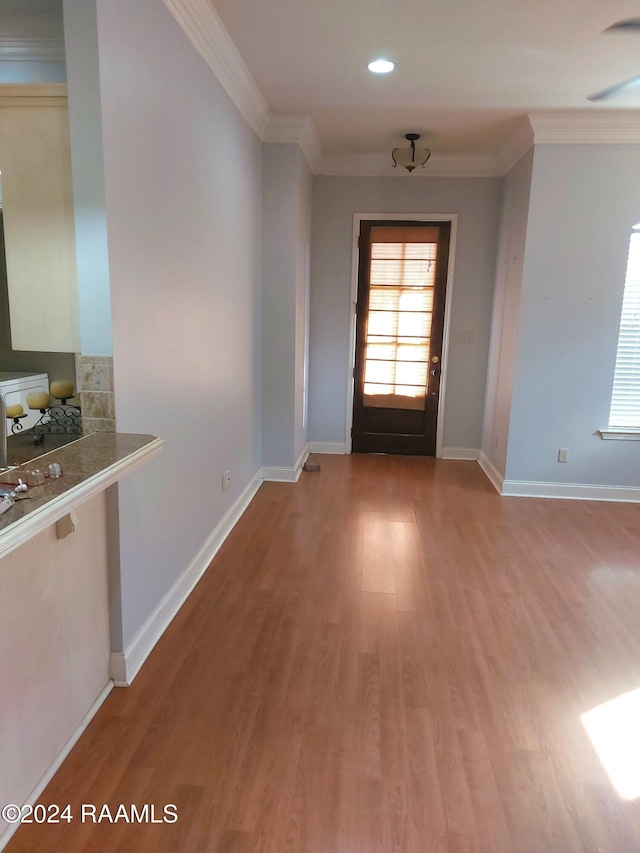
368,59,395,74
392,133,431,173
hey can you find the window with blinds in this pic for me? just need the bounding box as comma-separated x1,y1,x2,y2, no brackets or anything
364,240,437,410
609,224,640,429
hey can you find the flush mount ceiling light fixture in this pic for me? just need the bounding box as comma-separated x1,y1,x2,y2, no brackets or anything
392,133,431,173
367,59,395,74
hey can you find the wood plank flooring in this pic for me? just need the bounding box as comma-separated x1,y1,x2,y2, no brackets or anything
7,455,640,852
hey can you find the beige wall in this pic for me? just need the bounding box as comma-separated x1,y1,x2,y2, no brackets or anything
0,212,76,385
0,493,110,844
0,96,80,354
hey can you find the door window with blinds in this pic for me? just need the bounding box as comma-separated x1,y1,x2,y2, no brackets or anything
609,223,640,429
364,226,439,411
352,221,450,456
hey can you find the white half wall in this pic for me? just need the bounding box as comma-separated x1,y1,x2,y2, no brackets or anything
94,0,263,650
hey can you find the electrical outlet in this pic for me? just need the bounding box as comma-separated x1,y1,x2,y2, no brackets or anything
558,448,568,463
222,470,231,491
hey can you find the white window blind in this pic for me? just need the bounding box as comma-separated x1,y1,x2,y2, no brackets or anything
364,241,436,402
609,225,640,429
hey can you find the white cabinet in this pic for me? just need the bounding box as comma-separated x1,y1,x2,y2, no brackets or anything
0,85,80,354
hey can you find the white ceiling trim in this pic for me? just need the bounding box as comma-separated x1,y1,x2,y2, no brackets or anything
497,118,534,174
528,110,640,144
163,0,505,176
164,3,640,175
317,151,502,178
0,33,65,62
163,0,270,138
263,115,322,171
0,14,65,63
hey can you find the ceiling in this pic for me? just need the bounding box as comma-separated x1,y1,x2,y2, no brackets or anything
211,0,640,162
3,1,640,171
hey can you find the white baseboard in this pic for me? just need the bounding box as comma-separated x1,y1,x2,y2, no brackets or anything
307,441,348,455
440,446,480,460
109,467,264,686
477,452,640,502
478,451,505,494
0,681,113,852
262,445,309,483
502,480,640,502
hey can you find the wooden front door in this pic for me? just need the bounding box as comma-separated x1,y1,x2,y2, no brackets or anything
352,220,450,455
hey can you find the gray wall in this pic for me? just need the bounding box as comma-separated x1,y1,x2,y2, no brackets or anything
505,144,640,487
93,0,263,649
308,175,503,450
262,143,311,469
481,148,533,476
295,150,312,464
63,0,112,357
262,144,295,467
0,61,65,83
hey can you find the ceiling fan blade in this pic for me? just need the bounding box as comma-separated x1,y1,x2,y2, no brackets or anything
604,18,640,33
588,74,640,101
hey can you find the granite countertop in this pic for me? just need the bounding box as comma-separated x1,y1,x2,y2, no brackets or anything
6,431,83,466
0,432,163,544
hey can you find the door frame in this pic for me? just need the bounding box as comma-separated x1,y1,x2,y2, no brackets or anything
345,213,458,456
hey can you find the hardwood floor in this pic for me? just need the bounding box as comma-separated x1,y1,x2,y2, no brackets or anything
7,455,640,852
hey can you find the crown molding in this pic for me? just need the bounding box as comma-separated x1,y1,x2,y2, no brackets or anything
316,151,502,178
528,109,640,144
0,16,65,62
263,115,322,171
497,117,534,174
0,34,65,62
160,0,505,177
163,0,270,138
167,1,640,175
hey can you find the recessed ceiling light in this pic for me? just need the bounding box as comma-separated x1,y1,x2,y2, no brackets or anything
368,59,395,74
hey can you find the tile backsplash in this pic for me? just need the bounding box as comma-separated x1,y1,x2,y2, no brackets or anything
75,355,115,433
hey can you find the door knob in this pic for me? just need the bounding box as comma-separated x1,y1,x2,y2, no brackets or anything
431,355,440,364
